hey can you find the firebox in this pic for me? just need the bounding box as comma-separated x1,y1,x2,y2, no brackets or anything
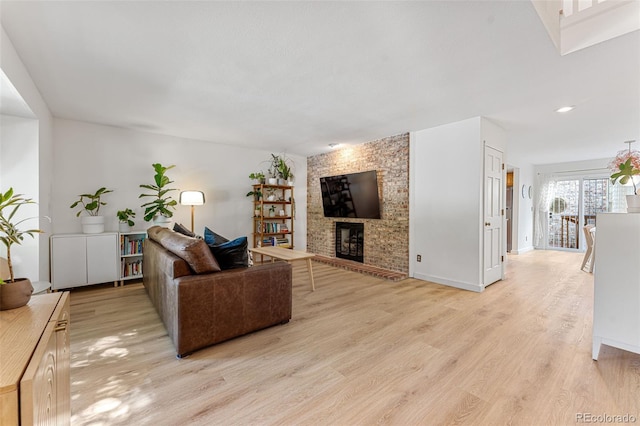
335,222,364,263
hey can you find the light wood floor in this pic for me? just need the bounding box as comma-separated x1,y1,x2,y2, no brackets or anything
69,250,640,425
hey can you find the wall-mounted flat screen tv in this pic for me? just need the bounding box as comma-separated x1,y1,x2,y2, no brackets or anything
319,170,381,219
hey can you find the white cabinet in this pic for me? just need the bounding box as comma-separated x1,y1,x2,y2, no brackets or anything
592,213,640,360
50,233,119,290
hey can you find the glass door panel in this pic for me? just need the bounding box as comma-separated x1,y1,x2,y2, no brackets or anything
548,180,580,249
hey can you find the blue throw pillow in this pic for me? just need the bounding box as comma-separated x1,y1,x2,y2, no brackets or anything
204,228,247,270
203,227,230,245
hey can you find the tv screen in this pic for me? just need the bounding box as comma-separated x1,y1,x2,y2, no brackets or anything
319,170,381,219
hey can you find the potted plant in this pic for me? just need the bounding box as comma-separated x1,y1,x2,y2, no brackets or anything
609,141,640,212
249,171,266,184
139,163,178,226
69,187,113,233
268,205,276,217
0,188,42,310
117,208,136,232
276,156,294,186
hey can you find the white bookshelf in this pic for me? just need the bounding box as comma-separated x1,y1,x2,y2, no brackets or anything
119,231,146,285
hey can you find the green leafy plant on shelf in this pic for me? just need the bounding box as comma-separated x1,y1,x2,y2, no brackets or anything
117,208,136,227
139,163,178,222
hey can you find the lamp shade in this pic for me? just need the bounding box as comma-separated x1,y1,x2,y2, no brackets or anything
179,191,205,206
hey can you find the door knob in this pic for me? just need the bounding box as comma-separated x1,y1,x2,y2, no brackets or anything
485,222,490,226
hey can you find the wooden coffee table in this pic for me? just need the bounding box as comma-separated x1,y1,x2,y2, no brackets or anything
250,246,316,291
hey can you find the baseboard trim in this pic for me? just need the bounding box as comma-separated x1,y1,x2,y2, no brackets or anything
511,246,534,255
413,273,483,293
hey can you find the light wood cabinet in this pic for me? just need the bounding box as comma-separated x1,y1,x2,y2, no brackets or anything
592,213,640,360
0,292,70,425
251,184,294,250
50,233,119,290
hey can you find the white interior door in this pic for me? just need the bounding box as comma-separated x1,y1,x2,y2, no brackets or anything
484,146,503,286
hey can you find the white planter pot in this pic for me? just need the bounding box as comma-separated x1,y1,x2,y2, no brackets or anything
153,216,172,228
81,216,105,234
119,222,132,232
626,194,640,213
268,178,277,185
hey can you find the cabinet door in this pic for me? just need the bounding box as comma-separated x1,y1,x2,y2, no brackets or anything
86,234,118,284
51,236,88,289
54,293,71,425
20,322,58,425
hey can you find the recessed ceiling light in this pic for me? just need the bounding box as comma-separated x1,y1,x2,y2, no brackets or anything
556,106,574,113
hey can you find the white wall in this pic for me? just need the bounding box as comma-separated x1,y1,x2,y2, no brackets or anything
52,118,307,249
410,116,506,292
0,115,39,280
1,25,54,281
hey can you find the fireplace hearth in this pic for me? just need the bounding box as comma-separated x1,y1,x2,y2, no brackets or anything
335,222,364,263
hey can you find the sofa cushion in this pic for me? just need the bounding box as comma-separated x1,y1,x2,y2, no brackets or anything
173,222,197,238
150,226,221,274
209,237,249,270
204,227,248,270
203,227,229,245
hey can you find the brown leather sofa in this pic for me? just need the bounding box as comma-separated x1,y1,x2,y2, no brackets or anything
143,226,292,357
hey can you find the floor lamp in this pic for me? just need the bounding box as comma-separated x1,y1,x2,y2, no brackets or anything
179,190,205,232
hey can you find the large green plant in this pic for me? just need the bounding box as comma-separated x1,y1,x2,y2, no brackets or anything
69,187,113,216
139,163,178,221
0,188,42,283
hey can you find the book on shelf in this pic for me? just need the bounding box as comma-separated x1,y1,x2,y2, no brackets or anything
120,235,145,255
121,258,143,277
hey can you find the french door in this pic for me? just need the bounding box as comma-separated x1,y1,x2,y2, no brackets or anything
546,177,632,251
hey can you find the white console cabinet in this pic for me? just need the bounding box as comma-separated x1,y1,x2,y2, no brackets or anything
592,213,640,360
50,233,119,290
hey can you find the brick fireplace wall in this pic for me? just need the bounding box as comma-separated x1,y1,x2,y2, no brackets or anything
307,133,409,273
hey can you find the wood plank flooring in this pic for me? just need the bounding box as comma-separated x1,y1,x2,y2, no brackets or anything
69,250,640,425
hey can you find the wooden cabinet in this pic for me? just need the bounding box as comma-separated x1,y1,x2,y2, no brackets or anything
592,213,640,360
251,184,294,249
50,233,119,290
119,231,146,285
0,292,70,425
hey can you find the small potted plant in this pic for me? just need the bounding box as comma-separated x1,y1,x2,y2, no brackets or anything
69,187,113,233
117,208,136,232
249,172,266,184
0,188,43,310
609,141,640,212
268,205,276,217
139,163,178,226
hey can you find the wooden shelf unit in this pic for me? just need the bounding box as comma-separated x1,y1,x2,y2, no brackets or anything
251,184,294,250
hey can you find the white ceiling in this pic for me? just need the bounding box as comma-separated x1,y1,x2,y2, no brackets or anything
0,1,638,163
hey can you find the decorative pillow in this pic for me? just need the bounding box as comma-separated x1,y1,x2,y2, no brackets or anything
173,223,196,238
158,229,221,274
203,227,230,245
205,233,248,270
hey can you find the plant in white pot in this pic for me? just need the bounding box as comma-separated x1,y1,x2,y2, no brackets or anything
70,187,113,233
139,163,178,227
0,188,43,310
609,141,640,213
117,208,136,232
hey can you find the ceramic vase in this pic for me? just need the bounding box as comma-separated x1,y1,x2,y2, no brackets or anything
626,194,640,213
81,215,105,234
0,278,33,311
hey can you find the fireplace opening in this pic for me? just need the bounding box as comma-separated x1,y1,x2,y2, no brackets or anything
335,222,364,263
